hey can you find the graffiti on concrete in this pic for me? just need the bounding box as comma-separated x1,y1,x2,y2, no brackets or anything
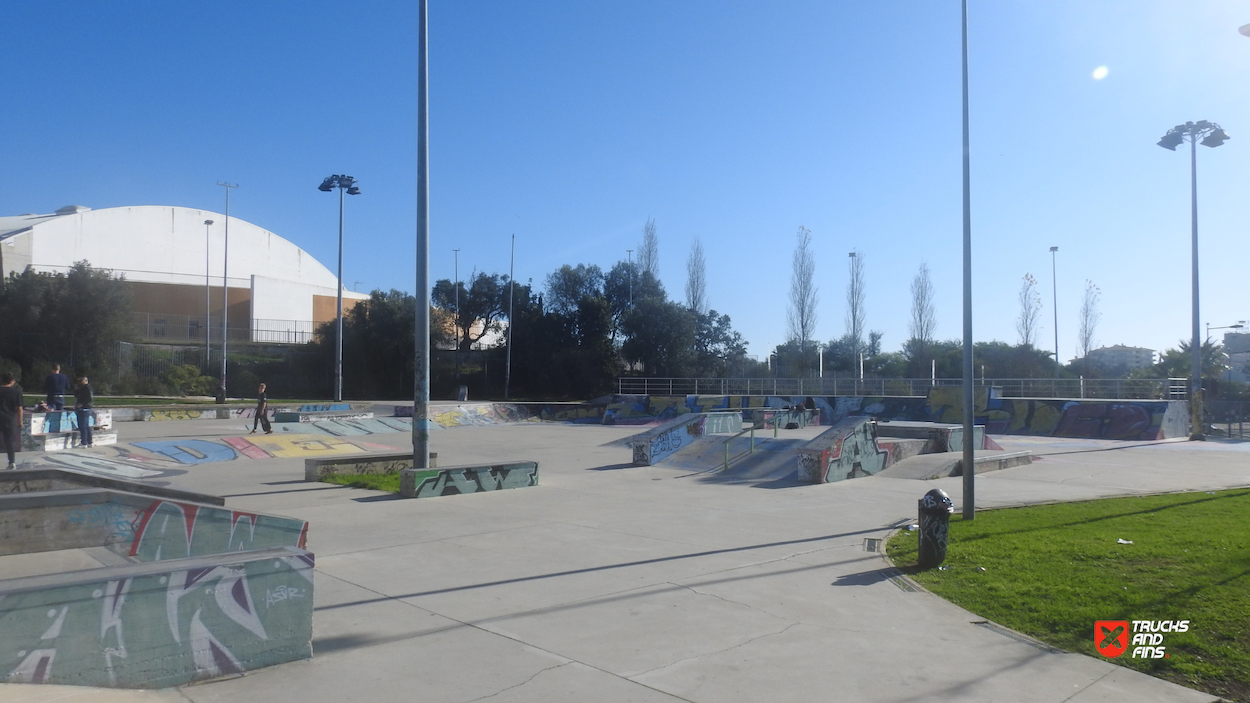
796,417,890,483
404,463,539,498
146,409,219,422
0,549,313,688
41,452,166,480
127,499,307,561
630,415,707,466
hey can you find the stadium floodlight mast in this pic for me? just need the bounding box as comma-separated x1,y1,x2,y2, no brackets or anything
959,0,975,519
318,174,362,402
216,181,237,402
1156,120,1230,440
204,219,214,369
1049,246,1059,375
413,0,432,471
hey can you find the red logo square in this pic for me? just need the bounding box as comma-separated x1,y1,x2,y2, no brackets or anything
1095,620,1129,657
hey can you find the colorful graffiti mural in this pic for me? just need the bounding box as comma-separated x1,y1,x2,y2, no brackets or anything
400,462,539,498
0,547,314,688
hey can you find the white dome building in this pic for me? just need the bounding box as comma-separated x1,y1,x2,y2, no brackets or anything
0,205,367,344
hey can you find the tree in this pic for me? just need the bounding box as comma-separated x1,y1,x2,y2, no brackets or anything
1077,280,1101,370
1016,273,1042,347
604,260,663,344
846,250,866,361
0,262,134,381
638,217,659,279
787,226,819,362
432,271,508,351
544,264,604,316
685,236,707,315
907,262,937,375
693,310,748,377
621,297,697,377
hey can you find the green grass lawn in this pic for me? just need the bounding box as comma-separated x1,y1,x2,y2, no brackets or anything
887,489,1250,703
321,473,403,493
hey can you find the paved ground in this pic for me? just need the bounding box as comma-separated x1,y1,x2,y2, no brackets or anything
4,414,1249,703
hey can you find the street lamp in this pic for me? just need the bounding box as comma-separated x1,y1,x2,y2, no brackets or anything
203,219,214,369
1157,120,1229,440
1207,322,1245,343
1049,246,1059,375
318,174,362,402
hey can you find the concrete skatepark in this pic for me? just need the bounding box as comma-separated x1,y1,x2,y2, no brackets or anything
1,398,1246,702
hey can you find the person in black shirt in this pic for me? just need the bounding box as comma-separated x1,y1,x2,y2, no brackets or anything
250,383,272,434
73,376,94,448
0,372,23,469
44,364,70,411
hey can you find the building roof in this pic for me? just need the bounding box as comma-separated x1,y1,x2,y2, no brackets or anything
1,205,366,300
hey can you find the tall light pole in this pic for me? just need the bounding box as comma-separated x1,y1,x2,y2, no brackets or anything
216,182,237,402
1049,246,1059,375
453,248,460,381
505,234,515,400
626,249,633,305
318,174,362,402
959,0,975,519
204,219,214,369
1157,120,1230,440
413,0,432,470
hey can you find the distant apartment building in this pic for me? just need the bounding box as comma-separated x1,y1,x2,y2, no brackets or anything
1223,332,1250,384
1085,345,1156,373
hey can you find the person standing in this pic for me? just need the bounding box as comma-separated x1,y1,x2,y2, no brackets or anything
73,376,94,448
0,372,23,470
250,382,272,434
44,364,69,411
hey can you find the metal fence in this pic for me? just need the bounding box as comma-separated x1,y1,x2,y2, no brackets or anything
131,313,322,345
1207,401,1250,439
617,377,1190,400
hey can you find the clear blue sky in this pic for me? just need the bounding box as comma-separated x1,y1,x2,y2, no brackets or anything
4,1,1247,365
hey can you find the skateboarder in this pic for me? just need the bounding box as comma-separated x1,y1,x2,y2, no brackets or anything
251,383,272,434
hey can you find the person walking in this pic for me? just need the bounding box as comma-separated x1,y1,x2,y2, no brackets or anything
73,376,94,448
250,382,272,434
0,372,22,470
44,364,69,411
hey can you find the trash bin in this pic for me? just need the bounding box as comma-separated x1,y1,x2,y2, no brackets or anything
917,488,954,568
215,385,226,405
457,385,468,402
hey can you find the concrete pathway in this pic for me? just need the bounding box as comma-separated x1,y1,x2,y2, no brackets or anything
3,420,1247,703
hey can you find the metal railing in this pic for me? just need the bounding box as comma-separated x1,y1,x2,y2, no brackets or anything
131,313,320,344
617,377,1190,400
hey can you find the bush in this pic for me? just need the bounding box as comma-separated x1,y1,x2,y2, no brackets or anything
163,364,214,396
0,358,22,385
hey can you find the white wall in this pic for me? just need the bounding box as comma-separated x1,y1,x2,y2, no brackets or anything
17,206,365,298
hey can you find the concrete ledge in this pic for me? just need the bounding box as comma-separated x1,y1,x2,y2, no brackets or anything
0,546,313,688
305,451,438,482
274,410,374,423
877,450,1034,480
629,414,713,466
951,450,1034,476
0,468,225,506
0,489,307,559
399,461,539,498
